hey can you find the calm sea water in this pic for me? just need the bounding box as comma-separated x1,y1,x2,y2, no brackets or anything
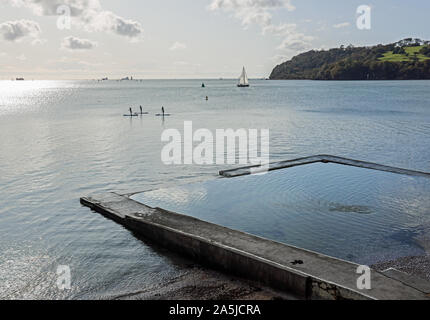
1,79,430,299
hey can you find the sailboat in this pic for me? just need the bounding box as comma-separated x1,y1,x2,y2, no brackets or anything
237,66,249,87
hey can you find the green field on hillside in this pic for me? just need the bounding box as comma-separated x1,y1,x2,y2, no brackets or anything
379,45,430,62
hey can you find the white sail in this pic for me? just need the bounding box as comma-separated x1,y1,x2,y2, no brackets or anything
238,67,249,87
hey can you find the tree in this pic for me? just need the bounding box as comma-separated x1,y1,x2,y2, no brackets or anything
420,46,430,57
393,46,406,54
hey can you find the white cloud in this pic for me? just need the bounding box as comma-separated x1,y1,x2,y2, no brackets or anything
89,10,143,39
271,54,289,65
4,0,144,39
169,41,187,51
61,36,96,50
333,22,350,29
209,0,313,59
262,22,295,36
0,19,41,41
4,0,101,16
209,0,295,12
277,35,313,52
210,0,295,28
17,54,27,61
265,23,313,54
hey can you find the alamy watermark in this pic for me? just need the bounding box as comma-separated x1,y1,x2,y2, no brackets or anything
57,5,71,30
56,265,71,290
356,5,371,30
356,265,371,290
161,121,270,174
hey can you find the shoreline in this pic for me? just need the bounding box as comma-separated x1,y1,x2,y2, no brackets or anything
110,254,430,300
111,264,295,300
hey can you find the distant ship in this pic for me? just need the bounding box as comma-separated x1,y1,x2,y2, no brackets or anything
16,77,24,81
237,67,249,87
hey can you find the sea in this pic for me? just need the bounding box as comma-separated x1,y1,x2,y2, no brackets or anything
1,79,430,299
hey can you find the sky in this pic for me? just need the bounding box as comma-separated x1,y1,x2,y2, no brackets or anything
0,0,429,79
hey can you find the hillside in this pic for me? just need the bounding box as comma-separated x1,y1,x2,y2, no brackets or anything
270,38,430,80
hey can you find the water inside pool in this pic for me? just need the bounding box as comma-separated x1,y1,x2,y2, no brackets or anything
131,162,430,265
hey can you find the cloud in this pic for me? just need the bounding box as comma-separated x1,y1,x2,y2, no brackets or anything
265,22,313,53
210,0,295,28
209,0,295,12
262,22,295,36
169,41,187,51
4,0,100,15
271,54,289,65
235,8,272,27
4,0,144,40
277,35,313,52
89,11,143,38
61,36,96,50
209,0,312,59
333,22,350,29
17,54,27,61
0,19,41,41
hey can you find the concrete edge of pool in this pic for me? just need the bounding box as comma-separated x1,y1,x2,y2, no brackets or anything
219,154,430,178
80,187,430,300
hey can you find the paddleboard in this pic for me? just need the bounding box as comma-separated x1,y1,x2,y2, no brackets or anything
123,114,139,117
156,114,171,116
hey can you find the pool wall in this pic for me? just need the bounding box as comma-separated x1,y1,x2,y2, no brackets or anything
219,154,430,178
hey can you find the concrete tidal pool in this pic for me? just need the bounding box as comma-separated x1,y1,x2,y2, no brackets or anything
81,155,430,300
